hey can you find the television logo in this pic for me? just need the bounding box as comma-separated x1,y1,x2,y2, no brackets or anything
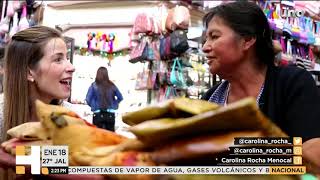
16,146,41,174
281,7,304,18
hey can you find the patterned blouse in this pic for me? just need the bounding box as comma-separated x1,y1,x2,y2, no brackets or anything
208,80,264,106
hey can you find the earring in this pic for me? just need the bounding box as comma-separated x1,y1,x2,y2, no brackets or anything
29,78,34,82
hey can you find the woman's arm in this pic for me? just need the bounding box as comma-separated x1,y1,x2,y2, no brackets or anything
0,148,15,168
85,84,94,106
114,86,123,103
282,69,320,174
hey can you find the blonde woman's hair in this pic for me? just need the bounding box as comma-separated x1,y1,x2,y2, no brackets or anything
2,26,63,141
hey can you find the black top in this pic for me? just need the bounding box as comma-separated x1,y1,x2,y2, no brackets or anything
202,65,320,141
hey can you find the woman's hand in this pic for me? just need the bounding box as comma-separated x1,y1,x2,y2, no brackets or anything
0,147,16,169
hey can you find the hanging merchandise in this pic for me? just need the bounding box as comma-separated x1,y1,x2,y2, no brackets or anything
280,37,293,63
295,1,320,20
132,13,155,35
157,60,169,86
12,0,21,11
170,58,187,89
6,0,15,18
0,17,10,35
314,22,320,46
165,5,190,31
164,85,178,99
86,32,118,53
100,33,108,52
170,29,189,56
77,47,128,59
146,37,160,61
158,4,168,34
306,17,315,45
18,5,30,32
129,39,147,63
282,16,292,37
291,17,300,40
87,32,93,51
135,62,157,90
90,33,97,49
107,33,115,53
159,35,171,60
29,4,45,27
129,36,160,63
298,16,308,44
9,12,19,37
263,2,283,34
308,46,316,69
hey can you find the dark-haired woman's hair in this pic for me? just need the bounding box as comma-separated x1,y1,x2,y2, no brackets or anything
95,67,115,109
203,1,274,66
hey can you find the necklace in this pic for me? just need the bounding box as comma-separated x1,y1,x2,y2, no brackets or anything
224,83,264,106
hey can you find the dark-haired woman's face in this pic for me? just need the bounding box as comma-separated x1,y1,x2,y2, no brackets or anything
202,16,245,78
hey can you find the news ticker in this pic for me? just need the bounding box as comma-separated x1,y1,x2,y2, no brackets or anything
15,137,305,175
43,166,306,175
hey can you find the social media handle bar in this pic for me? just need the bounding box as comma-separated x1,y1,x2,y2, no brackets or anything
229,146,302,155
234,137,302,145
216,155,303,166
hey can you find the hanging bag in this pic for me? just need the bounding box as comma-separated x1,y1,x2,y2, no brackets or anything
135,63,156,90
146,38,160,61
170,58,187,89
160,35,172,60
165,5,190,31
18,5,30,31
306,18,315,45
159,4,168,34
314,22,320,46
9,12,19,37
6,1,15,18
165,86,178,99
263,2,276,31
133,13,154,34
170,30,189,56
0,17,10,35
291,17,300,40
129,40,148,63
298,17,308,44
273,3,284,34
282,16,292,36
280,38,293,63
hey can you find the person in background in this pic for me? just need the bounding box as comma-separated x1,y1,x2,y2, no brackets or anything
86,66,123,131
201,1,320,175
0,26,103,180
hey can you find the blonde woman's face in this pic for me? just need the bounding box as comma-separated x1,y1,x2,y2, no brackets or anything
30,38,75,102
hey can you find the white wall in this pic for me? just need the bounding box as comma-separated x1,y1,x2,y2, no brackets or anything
42,3,161,28
42,1,205,29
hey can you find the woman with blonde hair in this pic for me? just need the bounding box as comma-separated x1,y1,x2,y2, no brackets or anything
0,26,103,180
1,26,75,142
